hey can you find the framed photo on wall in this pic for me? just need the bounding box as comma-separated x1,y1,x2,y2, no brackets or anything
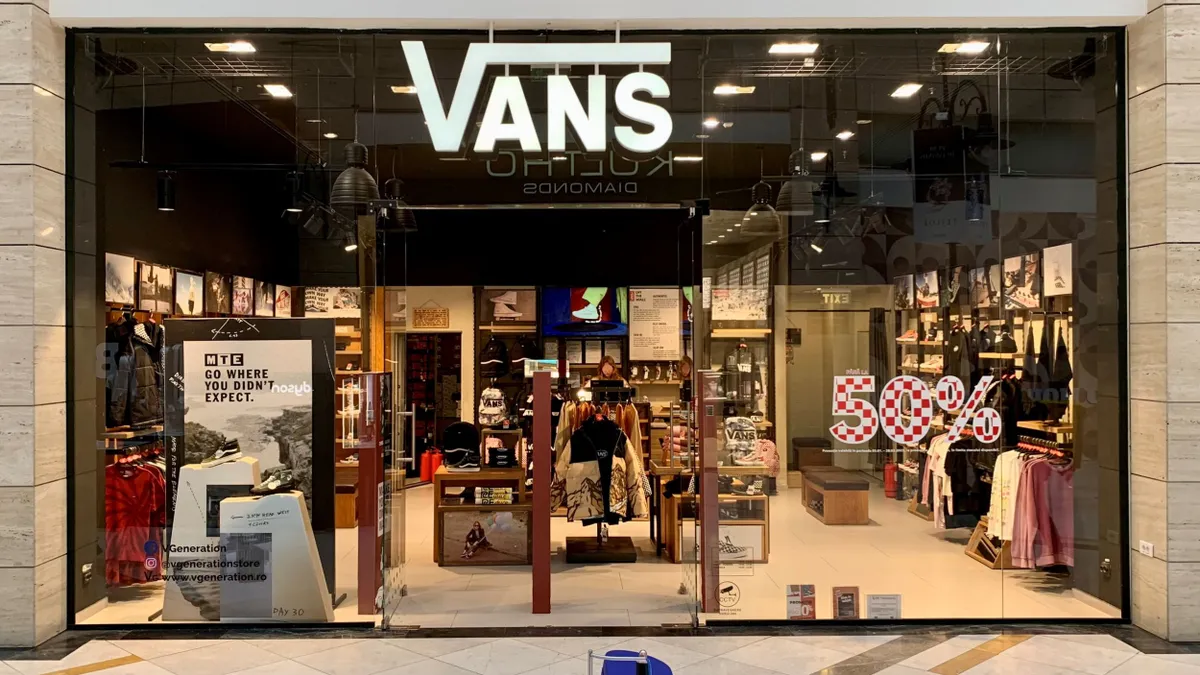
275,286,292,317
174,271,203,316
255,281,275,317
204,272,231,315
104,253,137,306
232,276,253,316
138,262,173,313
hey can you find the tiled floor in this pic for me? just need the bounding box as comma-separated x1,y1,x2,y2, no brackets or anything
80,481,1119,627
1,630,1197,675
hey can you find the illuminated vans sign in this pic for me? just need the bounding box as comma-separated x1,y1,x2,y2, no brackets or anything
401,41,673,155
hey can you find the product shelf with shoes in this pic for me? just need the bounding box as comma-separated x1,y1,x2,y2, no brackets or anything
432,465,531,566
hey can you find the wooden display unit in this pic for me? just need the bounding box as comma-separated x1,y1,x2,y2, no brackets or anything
433,466,531,566
803,470,870,525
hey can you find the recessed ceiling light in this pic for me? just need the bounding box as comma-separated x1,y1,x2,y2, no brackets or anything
938,43,962,54
718,234,725,238
956,41,991,55
726,228,733,232
551,156,567,161
734,222,741,227
713,84,755,95
769,42,819,55
674,155,703,163
722,121,734,129
695,134,711,139
323,132,338,139
810,151,828,161
390,85,418,94
856,119,872,125
890,83,923,98
703,117,721,129
305,118,326,124
205,41,255,53
836,130,855,141
264,84,293,98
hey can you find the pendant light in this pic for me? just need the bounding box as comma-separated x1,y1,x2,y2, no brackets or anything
380,178,417,232
330,141,379,213
776,150,814,216
156,171,175,212
741,180,780,236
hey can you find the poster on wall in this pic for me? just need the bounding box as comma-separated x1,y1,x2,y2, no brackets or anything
629,288,682,361
385,289,407,327
255,281,275,317
138,262,173,313
832,586,861,619
205,272,232,315
1003,254,1042,309
1043,244,1073,297
275,286,292,317
786,585,817,620
914,271,939,309
940,266,967,307
480,289,536,323
174,271,203,316
712,285,768,321
893,275,913,310
304,287,361,318
969,266,1001,308
232,276,253,316
104,253,137,305
163,318,336,617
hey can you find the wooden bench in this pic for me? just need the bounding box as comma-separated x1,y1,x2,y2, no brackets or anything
803,469,869,525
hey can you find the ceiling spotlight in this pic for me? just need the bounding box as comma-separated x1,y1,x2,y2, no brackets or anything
713,84,755,95
718,235,725,238
726,228,733,232
205,41,255,53
734,222,742,227
703,117,721,129
300,208,325,236
810,151,828,162
836,130,855,141
343,232,358,252
264,84,293,99
390,85,418,94
810,236,826,253
323,132,339,139
674,155,703,163
769,42,819,55
890,83,923,98
156,170,175,212
722,121,735,129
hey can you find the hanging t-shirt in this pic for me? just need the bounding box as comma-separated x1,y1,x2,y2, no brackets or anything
987,450,1024,541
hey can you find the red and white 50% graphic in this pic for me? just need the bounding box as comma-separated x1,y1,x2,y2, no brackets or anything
829,375,1002,445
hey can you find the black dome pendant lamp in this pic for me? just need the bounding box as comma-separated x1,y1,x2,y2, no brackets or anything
330,141,379,213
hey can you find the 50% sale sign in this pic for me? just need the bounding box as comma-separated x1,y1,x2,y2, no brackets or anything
829,375,1002,446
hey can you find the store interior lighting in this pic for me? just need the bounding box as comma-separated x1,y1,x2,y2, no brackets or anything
703,118,721,129
890,83,923,98
836,130,855,141
204,41,255,53
390,85,418,94
156,171,175,212
263,84,293,98
769,42,819,55
713,84,755,95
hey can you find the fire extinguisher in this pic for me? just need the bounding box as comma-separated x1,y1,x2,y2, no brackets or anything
883,462,898,498
420,450,433,482
429,448,443,476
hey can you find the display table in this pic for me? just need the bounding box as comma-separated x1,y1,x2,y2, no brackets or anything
433,466,531,566
648,461,771,563
803,469,869,525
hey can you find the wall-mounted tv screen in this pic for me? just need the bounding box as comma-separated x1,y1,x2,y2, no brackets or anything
542,287,629,337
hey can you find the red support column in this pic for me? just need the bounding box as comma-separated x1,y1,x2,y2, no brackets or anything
532,371,551,613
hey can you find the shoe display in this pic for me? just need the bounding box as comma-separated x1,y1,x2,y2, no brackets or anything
492,303,523,320
902,354,919,369
925,326,940,342
250,468,296,496
339,454,359,464
897,329,918,343
572,304,600,321
490,290,518,305
719,505,741,520
920,355,944,373
200,440,242,468
719,535,750,560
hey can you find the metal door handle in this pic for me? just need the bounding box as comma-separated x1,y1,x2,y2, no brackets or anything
396,407,417,467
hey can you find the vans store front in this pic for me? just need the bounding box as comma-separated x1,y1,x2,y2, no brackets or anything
5,0,1173,645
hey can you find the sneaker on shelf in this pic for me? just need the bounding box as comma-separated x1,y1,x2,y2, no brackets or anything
925,326,940,342
719,535,750,560
251,469,296,496
443,448,481,472
492,303,523,320
719,506,741,520
490,290,518,305
339,454,359,464
717,475,735,494
897,330,918,343
901,354,919,369
200,440,242,468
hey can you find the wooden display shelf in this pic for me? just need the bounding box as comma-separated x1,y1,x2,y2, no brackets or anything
337,370,364,375
631,380,681,385
978,352,1022,359
433,466,530,566
335,349,363,356
479,323,538,334
101,425,163,440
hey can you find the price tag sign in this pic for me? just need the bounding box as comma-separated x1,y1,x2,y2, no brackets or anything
786,584,816,621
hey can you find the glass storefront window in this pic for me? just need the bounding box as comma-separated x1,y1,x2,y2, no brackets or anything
67,29,1123,627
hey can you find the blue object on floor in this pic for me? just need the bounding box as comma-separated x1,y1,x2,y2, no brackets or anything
600,649,672,675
